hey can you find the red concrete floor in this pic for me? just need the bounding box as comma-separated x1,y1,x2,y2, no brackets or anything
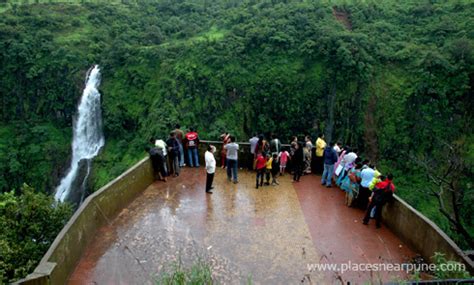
69,168,416,285
294,175,415,284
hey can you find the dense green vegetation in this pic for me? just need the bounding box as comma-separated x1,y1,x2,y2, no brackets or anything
0,185,72,283
0,0,473,282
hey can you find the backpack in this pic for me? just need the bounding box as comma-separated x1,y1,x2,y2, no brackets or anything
373,183,393,205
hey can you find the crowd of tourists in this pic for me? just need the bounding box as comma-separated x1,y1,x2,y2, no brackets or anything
145,124,200,182
146,127,396,229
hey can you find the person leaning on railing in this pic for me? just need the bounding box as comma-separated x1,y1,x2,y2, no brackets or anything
363,174,396,229
145,145,167,182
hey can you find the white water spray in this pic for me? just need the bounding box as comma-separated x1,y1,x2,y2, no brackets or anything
55,65,104,202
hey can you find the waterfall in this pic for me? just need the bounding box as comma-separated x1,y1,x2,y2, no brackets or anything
55,65,104,203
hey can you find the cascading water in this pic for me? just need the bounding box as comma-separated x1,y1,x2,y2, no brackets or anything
55,65,104,203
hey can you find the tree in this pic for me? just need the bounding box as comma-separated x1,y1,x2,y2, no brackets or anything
414,139,474,249
0,185,72,283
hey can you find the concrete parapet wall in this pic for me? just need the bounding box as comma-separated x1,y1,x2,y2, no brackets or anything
17,157,154,285
382,195,474,272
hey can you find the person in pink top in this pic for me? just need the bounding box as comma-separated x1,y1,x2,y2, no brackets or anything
278,148,290,176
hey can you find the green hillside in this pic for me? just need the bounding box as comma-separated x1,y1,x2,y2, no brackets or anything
0,0,473,282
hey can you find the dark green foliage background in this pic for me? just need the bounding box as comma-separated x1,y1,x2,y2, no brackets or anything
0,0,473,282
0,185,72,283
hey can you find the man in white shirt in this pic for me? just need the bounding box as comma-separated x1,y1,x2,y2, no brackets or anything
361,165,375,188
358,164,375,209
249,133,259,155
249,133,259,170
205,145,216,194
155,139,168,175
224,136,239,184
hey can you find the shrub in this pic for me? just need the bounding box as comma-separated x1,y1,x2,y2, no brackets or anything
0,184,72,283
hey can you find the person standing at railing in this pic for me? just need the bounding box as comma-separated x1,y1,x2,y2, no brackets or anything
363,174,396,229
333,146,347,177
185,127,200,167
166,131,181,177
174,124,185,167
264,153,273,185
315,133,326,174
249,132,259,169
255,152,267,189
220,132,231,169
305,135,314,174
336,147,358,186
255,135,270,156
205,145,216,194
270,134,281,155
321,141,338,188
224,136,239,184
292,142,304,182
278,147,290,176
271,153,280,185
288,136,298,174
334,141,343,155
357,163,376,209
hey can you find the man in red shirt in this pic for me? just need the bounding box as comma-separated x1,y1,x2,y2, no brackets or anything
363,173,395,228
255,152,267,189
185,127,200,167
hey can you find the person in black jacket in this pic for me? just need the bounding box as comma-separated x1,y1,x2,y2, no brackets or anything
292,142,304,182
363,174,395,228
166,132,181,177
321,141,339,188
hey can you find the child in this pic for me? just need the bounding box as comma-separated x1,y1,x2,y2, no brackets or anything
271,153,280,185
278,148,290,176
265,153,272,185
255,152,266,189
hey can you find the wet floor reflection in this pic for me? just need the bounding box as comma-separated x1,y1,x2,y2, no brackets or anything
69,169,322,284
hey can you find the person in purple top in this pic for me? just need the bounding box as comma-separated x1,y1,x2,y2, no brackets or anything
321,141,339,188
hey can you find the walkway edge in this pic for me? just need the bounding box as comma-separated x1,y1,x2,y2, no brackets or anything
16,157,154,285
383,195,474,273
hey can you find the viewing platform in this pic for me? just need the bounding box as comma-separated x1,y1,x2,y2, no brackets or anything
68,168,414,284
19,142,473,285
